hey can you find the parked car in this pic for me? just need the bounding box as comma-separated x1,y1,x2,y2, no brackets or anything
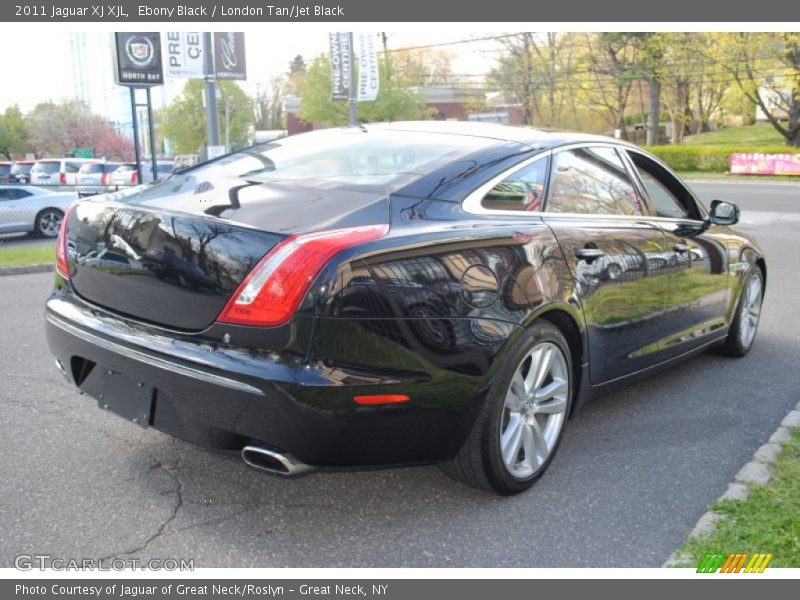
9,161,35,184
30,158,92,186
109,161,174,187
76,162,123,197
0,162,11,183
0,185,77,237
45,122,765,495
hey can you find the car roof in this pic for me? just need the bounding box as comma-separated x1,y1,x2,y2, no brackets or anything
366,120,627,149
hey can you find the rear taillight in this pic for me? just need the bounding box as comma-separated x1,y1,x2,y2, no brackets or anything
131,171,137,184
60,172,66,185
56,207,72,279
217,224,389,327
102,172,109,185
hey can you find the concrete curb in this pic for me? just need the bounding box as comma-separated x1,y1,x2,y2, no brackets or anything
0,263,55,277
663,401,800,567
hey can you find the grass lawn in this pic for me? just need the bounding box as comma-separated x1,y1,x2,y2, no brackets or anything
674,428,800,568
684,123,788,147
0,243,55,269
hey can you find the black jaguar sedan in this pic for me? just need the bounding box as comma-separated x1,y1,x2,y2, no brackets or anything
46,122,765,495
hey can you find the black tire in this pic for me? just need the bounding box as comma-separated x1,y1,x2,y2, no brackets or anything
34,208,64,238
719,266,764,357
439,320,574,495
606,263,622,280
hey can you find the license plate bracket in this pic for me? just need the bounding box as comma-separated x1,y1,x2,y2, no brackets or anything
91,368,153,428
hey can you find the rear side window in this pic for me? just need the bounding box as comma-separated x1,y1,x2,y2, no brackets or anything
34,161,60,174
481,157,548,212
546,147,643,216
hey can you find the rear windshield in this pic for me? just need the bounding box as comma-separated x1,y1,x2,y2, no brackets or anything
33,161,60,173
79,163,104,174
0,165,10,174
116,164,137,172
11,163,33,174
179,128,495,190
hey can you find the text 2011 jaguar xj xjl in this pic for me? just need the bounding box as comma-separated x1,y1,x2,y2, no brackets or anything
46,122,766,495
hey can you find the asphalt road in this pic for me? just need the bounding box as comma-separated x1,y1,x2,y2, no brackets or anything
1,181,799,568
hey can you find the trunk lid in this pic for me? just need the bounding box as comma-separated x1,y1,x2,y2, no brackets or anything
65,176,389,331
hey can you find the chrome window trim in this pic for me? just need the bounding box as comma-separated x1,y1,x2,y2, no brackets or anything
624,146,707,219
461,150,552,217
462,141,660,218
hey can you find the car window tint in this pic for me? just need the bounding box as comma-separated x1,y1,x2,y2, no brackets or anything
638,169,688,218
11,189,32,199
0,189,10,200
547,147,643,216
66,162,83,173
481,158,548,212
626,150,696,219
34,161,60,174
81,164,104,174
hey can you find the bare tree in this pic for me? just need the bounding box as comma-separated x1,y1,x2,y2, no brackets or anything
254,75,287,131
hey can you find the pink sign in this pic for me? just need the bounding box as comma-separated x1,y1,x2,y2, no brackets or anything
729,152,800,176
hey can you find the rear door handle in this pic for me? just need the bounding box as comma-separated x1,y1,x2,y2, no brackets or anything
575,247,605,261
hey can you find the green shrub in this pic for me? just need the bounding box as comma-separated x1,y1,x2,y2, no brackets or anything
644,145,794,172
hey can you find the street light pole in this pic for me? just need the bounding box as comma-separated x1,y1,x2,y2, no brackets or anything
203,32,220,148
225,98,231,153
348,32,357,126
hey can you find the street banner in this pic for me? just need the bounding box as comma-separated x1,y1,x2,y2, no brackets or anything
163,32,204,79
214,32,247,80
113,32,164,86
329,32,352,100
729,152,800,176
357,32,380,102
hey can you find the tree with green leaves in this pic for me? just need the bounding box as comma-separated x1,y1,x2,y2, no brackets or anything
298,54,432,126
716,33,800,147
161,80,254,154
0,105,28,160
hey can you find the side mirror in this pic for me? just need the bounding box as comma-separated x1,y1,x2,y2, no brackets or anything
709,199,740,226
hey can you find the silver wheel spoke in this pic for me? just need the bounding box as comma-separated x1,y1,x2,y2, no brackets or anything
534,394,568,415
533,378,568,403
501,415,524,465
528,418,547,460
506,371,525,410
524,345,553,393
521,425,540,467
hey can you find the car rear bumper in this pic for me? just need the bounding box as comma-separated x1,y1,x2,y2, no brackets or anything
45,289,490,468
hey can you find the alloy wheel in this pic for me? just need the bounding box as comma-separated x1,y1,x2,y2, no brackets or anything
38,210,62,238
500,341,569,479
739,271,762,349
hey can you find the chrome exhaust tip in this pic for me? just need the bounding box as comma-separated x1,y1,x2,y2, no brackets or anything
241,445,313,477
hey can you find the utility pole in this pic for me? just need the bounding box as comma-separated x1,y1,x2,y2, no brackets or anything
203,32,220,147
348,32,357,126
